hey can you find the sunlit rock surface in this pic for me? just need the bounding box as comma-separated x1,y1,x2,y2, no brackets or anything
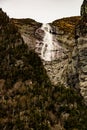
35,23,78,87
36,23,65,61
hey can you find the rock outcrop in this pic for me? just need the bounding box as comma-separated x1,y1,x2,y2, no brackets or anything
12,18,41,50
76,0,87,104
81,0,87,18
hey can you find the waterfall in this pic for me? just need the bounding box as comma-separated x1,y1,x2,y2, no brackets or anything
41,23,55,61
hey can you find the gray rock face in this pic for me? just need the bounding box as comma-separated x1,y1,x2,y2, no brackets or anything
34,20,87,104
12,18,41,50
35,23,79,88
76,22,87,104
76,0,87,103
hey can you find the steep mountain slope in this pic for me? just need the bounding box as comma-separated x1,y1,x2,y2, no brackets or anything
13,16,81,87
12,18,41,50
0,3,87,130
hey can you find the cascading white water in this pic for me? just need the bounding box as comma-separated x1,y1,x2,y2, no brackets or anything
40,24,63,61
41,23,55,61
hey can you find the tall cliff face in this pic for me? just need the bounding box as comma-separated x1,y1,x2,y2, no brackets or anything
34,17,81,89
76,0,87,104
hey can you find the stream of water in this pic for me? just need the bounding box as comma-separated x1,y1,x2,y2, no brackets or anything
41,24,54,61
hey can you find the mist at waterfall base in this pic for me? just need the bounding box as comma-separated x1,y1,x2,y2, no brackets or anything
0,0,83,23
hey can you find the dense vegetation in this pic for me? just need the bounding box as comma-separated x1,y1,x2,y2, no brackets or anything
1,81,87,130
